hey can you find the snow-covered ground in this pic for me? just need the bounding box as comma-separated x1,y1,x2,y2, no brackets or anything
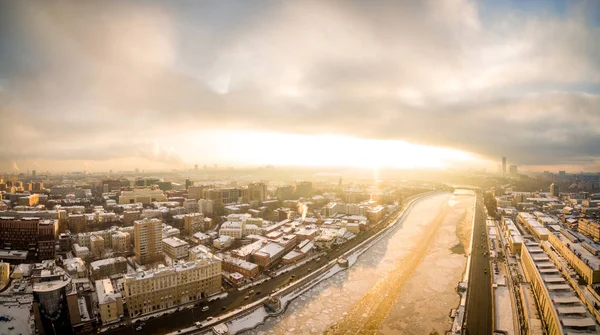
0,300,34,335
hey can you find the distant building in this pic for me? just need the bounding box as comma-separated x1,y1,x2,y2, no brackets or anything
295,181,312,199
502,156,507,175
276,185,294,201
119,189,167,205
248,182,267,202
509,165,518,177
198,199,214,215
550,183,560,197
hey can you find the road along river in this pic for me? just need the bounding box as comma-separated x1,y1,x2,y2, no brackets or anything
245,191,475,335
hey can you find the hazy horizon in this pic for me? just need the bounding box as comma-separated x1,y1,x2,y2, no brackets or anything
1,0,600,173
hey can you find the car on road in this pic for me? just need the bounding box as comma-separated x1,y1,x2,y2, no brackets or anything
135,326,143,331
195,322,202,327
248,289,254,294
201,306,209,312
221,306,227,311
244,295,249,300
206,317,214,322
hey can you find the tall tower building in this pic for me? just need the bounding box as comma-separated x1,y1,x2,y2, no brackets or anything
134,218,163,265
248,182,267,202
550,183,560,197
502,157,507,175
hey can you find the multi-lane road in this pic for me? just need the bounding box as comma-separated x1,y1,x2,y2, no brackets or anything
465,193,493,335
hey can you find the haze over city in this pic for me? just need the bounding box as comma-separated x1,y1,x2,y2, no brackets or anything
1,0,600,173
4,2,600,335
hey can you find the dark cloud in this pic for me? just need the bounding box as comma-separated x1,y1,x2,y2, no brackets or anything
0,0,600,171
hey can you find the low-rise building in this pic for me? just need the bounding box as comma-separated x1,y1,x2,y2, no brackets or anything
62,257,87,278
162,237,189,260
96,279,124,324
253,242,285,269
90,257,128,281
213,235,233,249
111,231,130,252
90,235,105,258
222,257,259,279
73,243,89,259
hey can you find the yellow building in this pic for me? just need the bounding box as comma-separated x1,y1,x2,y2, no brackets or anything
124,255,222,317
134,218,163,265
520,242,596,334
90,235,105,259
119,189,167,205
111,231,130,252
96,279,123,324
548,231,600,285
162,237,189,260
182,213,205,236
0,262,9,284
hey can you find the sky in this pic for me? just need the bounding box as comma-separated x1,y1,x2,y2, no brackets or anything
0,0,599,173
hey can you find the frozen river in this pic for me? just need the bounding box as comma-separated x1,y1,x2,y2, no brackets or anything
244,191,475,335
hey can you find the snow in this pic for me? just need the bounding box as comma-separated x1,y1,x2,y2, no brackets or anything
0,300,34,335
494,286,515,335
226,307,269,333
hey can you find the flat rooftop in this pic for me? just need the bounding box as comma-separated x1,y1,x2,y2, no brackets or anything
557,233,600,269
524,243,599,334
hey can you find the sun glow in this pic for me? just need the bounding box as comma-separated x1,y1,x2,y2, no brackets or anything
179,131,478,169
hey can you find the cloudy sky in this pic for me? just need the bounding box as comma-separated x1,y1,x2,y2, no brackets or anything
1,0,599,173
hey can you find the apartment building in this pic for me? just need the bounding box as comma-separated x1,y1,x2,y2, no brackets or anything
578,218,600,242
180,213,205,236
123,255,222,316
90,257,128,281
123,211,142,226
134,218,163,265
520,242,596,334
111,231,130,252
96,279,124,324
548,230,600,285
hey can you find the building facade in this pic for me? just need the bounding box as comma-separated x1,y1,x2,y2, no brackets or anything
134,218,163,265
123,256,222,316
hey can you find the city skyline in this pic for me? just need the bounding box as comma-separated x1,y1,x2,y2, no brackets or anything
1,0,600,172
